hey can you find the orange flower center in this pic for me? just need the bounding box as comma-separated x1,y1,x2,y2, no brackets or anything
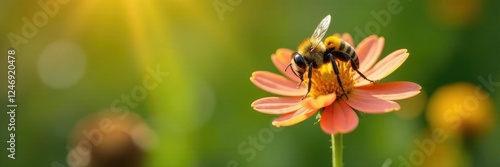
304,59,355,98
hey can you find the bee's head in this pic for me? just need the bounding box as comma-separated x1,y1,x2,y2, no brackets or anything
286,38,325,80
286,51,307,79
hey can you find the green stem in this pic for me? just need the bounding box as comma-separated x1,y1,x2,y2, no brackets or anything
331,134,343,167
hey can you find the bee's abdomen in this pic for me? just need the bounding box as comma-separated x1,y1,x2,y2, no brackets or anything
338,40,359,68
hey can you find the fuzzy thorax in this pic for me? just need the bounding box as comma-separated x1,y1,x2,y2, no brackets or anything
304,59,355,98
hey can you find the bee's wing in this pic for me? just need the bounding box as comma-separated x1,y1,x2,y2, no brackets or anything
311,15,331,42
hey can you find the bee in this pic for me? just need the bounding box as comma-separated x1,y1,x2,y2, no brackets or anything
285,15,376,99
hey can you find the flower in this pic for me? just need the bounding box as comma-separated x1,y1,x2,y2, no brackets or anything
250,33,421,134
426,82,496,138
68,110,158,167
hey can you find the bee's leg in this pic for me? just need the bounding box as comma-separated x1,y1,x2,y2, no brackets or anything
297,76,303,88
302,62,314,100
329,53,348,99
355,69,377,83
350,61,377,83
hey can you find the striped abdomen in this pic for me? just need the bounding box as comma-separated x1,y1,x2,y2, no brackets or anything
324,36,360,69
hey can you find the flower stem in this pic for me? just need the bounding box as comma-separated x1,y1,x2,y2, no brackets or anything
331,133,343,167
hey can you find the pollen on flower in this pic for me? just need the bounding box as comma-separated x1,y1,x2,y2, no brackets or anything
304,60,355,98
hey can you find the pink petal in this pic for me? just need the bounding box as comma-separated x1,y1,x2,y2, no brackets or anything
251,97,302,114
320,101,359,134
355,49,409,86
301,93,336,110
250,71,306,96
271,48,302,83
353,82,421,100
357,36,385,73
272,108,316,127
344,92,400,113
341,33,354,47
355,35,378,71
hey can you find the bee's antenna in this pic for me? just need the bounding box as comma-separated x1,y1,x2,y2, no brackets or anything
285,63,300,78
285,63,292,71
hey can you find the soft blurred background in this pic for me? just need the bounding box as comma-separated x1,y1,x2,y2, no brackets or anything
0,0,499,166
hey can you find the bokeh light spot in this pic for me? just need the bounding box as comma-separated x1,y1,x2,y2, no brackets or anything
426,0,484,28
38,41,87,89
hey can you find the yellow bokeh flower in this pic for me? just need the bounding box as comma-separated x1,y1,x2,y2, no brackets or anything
426,82,496,138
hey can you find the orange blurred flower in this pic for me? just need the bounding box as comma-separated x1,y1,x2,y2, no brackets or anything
426,0,484,28
250,33,421,134
68,110,158,167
